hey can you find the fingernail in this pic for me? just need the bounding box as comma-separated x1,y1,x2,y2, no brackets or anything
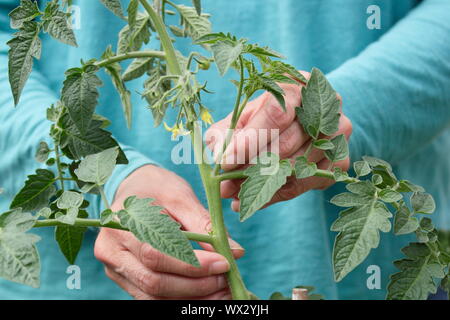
228,238,245,251
210,261,230,275
221,294,232,300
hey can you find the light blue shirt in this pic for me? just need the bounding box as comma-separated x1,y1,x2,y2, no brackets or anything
0,0,449,299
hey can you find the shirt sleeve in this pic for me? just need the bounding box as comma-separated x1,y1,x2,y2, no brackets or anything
0,2,157,218
327,0,450,165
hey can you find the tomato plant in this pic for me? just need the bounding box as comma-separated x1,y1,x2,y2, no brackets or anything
2,0,449,300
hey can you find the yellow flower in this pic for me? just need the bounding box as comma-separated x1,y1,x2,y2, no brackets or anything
200,108,214,125
163,122,190,139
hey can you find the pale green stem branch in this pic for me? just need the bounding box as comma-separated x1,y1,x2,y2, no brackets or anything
33,219,214,244
95,51,166,68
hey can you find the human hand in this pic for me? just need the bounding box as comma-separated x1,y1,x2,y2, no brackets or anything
94,165,244,299
206,72,352,211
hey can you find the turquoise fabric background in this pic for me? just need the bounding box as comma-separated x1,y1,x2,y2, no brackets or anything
0,0,449,299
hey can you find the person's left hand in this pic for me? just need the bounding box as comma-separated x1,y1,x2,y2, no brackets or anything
206,72,353,211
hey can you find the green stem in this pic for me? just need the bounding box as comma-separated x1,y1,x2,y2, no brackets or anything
139,0,181,75
98,186,110,210
140,0,248,299
213,56,246,175
54,146,65,191
33,219,214,244
192,123,249,300
95,50,166,68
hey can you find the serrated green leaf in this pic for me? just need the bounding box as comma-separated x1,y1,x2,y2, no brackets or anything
117,13,151,54
419,217,434,232
345,181,376,196
393,204,419,235
313,139,334,150
245,44,285,60
353,161,371,177
372,174,383,185
100,0,125,19
325,134,349,163
56,191,83,210
37,207,52,219
127,0,139,28
397,180,425,193
118,196,199,266
0,231,40,288
35,141,50,163
296,68,340,139
362,156,392,171
43,10,78,47
333,167,350,182
100,209,114,225
411,192,435,214
192,0,202,15
259,76,286,111
10,169,56,212
102,46,132,128
239,153,292,221
210,40,244,76
330,192,372,207
122,57,153,82
55,208,78,225
332,200,392,281
294,156,317,179
59,115,128,164
55,210,88,264
176,5,211,40
9,0,40,29
7,21,41,105
74,147,119,186
379,189,402,203
387,243,445,300
61,67,103,134
0,209,37,233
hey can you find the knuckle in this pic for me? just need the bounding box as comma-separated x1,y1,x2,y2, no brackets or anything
139,244,161,270
264,103,292,128
139,272,161,295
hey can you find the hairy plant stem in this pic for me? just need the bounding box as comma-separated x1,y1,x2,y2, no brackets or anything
54,146,65,191
98,186,110,210
139,0,181,75
140,0,249,299
213,56,245,175
33,219,213,244
95,51,166,68
192,123,249,300
217,167,359,184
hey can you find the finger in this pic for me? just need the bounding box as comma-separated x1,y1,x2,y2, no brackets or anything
221,85,301,171
104,266,153,300
205,95,264,151
261,120,308,160
129,242,232,277
107,249,229,297
105,267,232,300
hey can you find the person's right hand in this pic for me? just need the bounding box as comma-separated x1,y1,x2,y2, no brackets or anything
94,164,245,300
